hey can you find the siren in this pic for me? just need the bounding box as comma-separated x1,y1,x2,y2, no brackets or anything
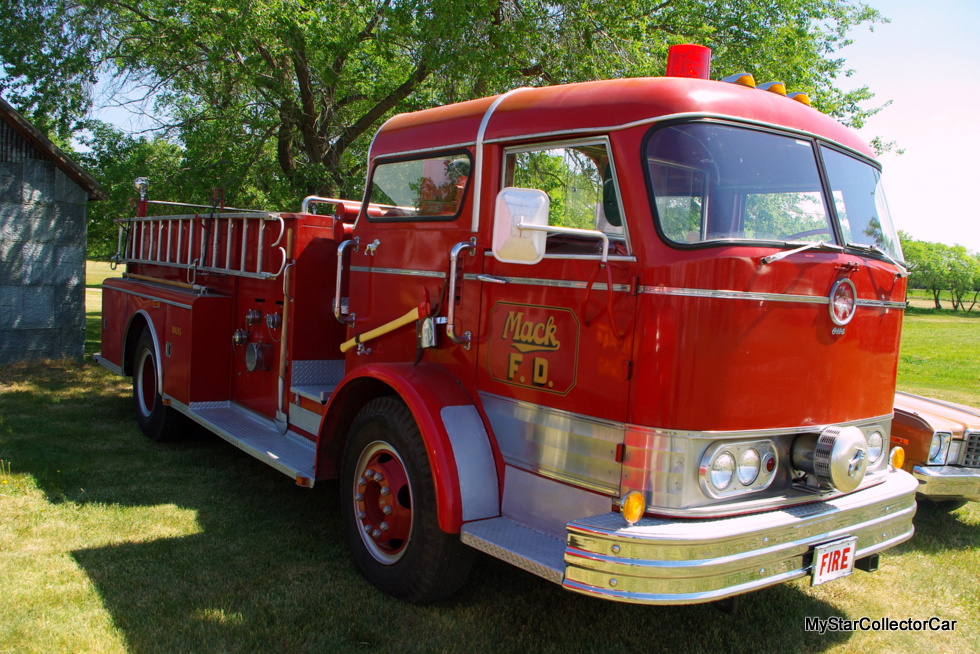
665,44,711,80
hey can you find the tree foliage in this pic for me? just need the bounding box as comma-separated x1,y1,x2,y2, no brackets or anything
2,1,888,257
901,232,980,311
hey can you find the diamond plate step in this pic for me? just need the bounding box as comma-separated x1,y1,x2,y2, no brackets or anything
290,359,345,403
186,401,316,483
461,516,565,584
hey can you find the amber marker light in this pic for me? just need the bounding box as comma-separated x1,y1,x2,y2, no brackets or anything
620,491,646,527
890,446,906,470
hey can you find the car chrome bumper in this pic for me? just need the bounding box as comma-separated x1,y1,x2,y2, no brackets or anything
913,465,980,502
562,469,918,605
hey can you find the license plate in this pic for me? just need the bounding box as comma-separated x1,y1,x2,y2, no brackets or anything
811,536,858,586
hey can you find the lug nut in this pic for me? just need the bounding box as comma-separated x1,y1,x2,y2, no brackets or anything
380,522,389,531
355,492,363,502
373,472,383,482
383,506,393,515
372,529,381,539
357,510,365,519
380,486,390,496
358,477,366,487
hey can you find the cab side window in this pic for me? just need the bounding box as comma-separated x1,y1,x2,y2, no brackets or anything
369,153,471,221
504,141,628,255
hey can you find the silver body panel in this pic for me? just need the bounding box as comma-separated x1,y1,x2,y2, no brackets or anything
441,405,501,521
481,392,623,496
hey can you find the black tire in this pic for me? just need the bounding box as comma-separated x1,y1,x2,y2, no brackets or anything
341,396,475,604
132,328,187,442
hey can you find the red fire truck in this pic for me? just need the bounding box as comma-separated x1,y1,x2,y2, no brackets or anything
98,45,918,605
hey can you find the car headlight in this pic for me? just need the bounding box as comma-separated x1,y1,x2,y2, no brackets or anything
867,430,884,464
737,448,761,485
928,432,951,464
709,452,735,490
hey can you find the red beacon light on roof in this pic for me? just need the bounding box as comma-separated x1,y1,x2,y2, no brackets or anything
665,44,712,80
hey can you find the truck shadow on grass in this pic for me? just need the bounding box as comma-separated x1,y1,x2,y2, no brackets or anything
68,465,854,654
1,361,902,654
905,501,980,553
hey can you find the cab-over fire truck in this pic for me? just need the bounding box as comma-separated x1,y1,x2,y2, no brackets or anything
98,45,918,605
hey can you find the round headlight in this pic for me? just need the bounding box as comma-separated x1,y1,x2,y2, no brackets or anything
928,432,951,464
867,431,883,464
710,452,735,490
737,448,761,485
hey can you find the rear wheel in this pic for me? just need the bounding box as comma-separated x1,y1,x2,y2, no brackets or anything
132,328,186,441
341,396,474,604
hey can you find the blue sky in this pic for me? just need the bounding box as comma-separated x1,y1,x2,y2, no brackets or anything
841,0,980,252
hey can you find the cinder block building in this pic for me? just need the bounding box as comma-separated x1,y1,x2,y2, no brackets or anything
0,96,106,365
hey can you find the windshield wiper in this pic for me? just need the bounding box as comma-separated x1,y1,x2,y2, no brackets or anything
847,242,910,278
761,241,844,265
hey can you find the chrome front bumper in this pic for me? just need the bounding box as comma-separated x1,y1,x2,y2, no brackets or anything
562,469,918,604
913,465,980,502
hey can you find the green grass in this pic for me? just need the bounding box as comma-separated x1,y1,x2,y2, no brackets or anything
0,270,978,653
897,307,980,406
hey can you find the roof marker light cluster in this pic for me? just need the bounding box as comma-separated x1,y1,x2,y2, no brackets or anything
665,44,813,107
721,72,812,106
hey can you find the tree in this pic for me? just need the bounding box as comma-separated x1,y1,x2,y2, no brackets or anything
3,1,888,258
901,233,980,312
74,122,184,259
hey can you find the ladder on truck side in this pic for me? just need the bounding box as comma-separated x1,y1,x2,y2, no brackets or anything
113,208,341,487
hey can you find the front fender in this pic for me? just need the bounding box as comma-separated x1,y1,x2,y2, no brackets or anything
323,363,500,532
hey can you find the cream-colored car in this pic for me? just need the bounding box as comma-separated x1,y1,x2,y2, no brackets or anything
892,392,980,510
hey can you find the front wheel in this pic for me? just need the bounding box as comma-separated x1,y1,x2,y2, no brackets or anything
341,397,474,604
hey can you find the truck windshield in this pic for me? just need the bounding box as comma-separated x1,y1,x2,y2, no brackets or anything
645,122,902,261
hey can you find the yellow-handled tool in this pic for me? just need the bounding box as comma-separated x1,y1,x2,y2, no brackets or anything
340,298,429,353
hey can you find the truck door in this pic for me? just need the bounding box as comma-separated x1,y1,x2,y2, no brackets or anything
344,150,478,385
476,138,637,497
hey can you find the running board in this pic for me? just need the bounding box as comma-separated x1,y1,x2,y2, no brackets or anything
177,400,317,486
461,516,565,585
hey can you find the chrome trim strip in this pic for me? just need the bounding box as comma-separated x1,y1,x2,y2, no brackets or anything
543,253,635,263
641,285,905,309
348,265,446,279
483,111,877,165
561,469,917,604
370,141,478,160
466,274,631,293
856,299,907,309
473,88,530,233
481,390,892,442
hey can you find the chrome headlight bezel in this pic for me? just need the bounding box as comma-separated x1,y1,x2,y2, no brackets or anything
928,431,952,465
699,440,777,499
867,429,884,465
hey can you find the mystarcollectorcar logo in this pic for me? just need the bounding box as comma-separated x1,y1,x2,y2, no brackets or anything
805,616,958,635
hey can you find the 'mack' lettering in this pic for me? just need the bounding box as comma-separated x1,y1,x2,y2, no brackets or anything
502,312,560,353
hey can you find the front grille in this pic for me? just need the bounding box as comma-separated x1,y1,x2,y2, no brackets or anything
963,432,980,468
